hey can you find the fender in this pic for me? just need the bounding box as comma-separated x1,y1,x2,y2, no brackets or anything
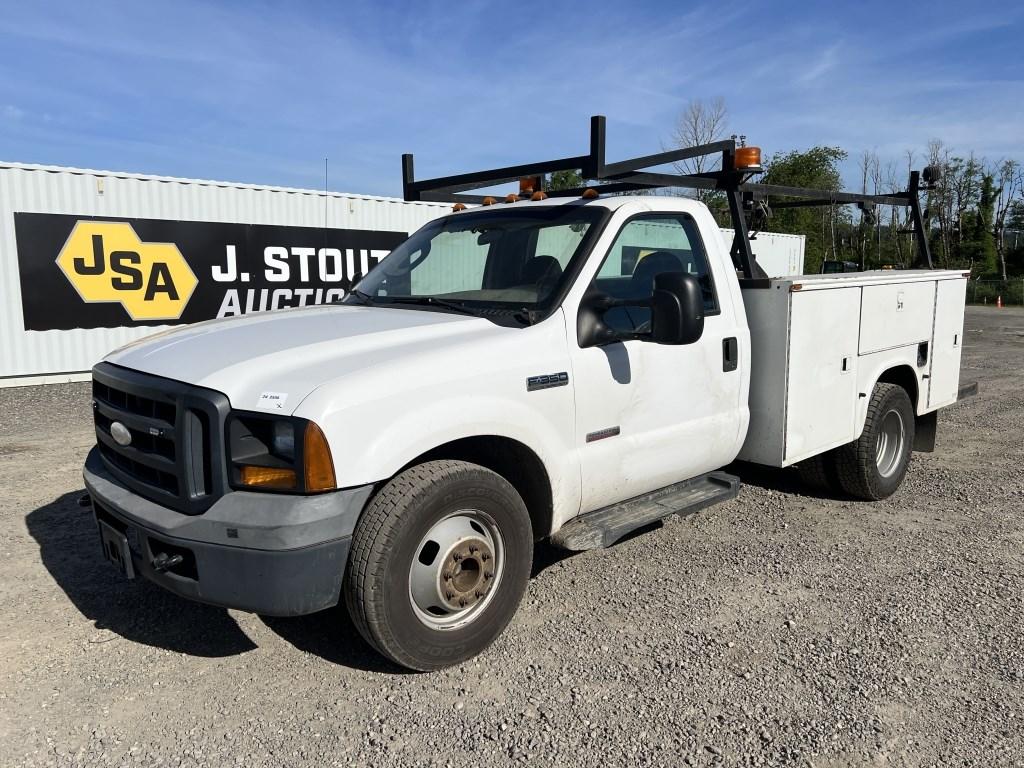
854,348,927,438
297,391,582,530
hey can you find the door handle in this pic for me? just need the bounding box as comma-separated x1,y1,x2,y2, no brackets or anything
722,337,738,372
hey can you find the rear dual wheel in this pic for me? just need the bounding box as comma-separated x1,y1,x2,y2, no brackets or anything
344,460,533,671
799,383,915,501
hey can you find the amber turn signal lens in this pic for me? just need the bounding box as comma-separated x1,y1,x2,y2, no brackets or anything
530,191,548,201
482,196,497,206
734,146,762,171
504,193,519,203
581,188,599,199
240,465,297,490
303,422,336,492
452,202,467,212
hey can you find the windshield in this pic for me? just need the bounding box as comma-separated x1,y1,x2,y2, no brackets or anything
350,205,606,318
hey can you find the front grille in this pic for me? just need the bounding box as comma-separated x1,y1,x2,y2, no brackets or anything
92,363,230,514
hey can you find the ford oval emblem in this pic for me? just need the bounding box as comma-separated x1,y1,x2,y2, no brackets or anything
110,421,132,447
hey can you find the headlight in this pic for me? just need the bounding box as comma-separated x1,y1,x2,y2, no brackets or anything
227,413,336,493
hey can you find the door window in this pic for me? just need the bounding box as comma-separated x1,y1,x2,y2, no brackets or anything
592,214,718,332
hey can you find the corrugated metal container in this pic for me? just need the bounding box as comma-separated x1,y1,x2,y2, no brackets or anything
720,228,806,277
0,162,449,386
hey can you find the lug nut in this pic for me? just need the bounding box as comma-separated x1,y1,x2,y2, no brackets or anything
445,591,454,600
469,545,479,554
452,553,463,562
459,598,467,607
481,553,491,562
484,571,494,580
475,590,484,598
442,572,452,582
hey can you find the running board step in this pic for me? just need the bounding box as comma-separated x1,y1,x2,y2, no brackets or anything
550,471,741,551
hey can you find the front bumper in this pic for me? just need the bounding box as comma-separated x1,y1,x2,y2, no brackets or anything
83,446,373,616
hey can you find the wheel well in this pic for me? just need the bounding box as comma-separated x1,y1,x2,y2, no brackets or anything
402,436,553,539
877,365,919,409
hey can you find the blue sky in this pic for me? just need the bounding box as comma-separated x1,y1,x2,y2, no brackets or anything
1,1,1021,197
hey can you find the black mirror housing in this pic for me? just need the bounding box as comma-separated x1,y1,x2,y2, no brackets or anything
650,272,704,345
576,273,704,348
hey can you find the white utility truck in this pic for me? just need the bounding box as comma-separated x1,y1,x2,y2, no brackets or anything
83,118,973,670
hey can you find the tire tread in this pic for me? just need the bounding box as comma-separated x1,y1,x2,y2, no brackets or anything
834,383,913,500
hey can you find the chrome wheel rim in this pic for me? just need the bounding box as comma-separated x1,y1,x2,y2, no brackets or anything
408,511,504,631
875,409,906,478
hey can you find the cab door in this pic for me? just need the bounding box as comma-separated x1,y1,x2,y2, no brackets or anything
568,213,746,513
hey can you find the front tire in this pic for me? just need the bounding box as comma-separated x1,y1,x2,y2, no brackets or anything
344,460,533,671
835,383,915,500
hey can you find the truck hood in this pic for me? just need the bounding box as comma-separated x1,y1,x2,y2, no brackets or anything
105,305,493,413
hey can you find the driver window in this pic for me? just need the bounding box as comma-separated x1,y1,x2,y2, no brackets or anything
592,214,718,333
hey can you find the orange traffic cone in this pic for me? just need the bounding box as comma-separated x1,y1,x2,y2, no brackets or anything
997,295,1003,309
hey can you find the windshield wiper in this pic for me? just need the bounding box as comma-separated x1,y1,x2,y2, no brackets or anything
512,307,539,326
335,287,375,305
380,296,481,317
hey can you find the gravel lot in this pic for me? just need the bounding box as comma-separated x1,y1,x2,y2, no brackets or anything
1,306,1021,767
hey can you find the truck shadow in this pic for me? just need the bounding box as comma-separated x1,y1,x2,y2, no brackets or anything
259,539,583,673
25,491,257,657
726,461,849,500
259,609,409,674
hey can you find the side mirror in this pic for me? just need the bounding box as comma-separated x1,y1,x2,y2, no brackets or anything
650,272,704,345
576,272,705,348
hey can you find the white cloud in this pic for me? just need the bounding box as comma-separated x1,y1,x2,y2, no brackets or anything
797,43,841,85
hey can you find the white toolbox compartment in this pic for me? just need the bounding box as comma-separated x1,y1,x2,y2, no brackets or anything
738,270,968,467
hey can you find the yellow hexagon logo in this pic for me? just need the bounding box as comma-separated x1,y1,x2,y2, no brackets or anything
56,221,197,321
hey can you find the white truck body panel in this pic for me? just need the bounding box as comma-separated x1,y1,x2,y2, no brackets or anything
927,278,967,409
570,201,750,514
738,269,968,467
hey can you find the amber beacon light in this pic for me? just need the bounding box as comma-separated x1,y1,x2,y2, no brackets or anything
734,146,763,172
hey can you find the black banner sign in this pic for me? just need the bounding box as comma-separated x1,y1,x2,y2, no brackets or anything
14,213,408,331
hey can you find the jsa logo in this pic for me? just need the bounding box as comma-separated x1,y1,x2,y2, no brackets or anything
56,221,197,321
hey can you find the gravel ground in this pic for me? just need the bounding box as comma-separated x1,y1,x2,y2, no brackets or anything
1,306,1021,767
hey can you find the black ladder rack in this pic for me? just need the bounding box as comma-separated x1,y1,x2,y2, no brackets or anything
401,115,936,279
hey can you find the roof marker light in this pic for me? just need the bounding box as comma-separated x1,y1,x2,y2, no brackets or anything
519,176,541,195
531,191,548,201
581,188,599,199
452,202,467,212
504,193,519,203
482,196,497,206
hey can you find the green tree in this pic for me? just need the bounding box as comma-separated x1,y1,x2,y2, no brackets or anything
547,169,582,191
760,146,849,273
959,174,999,275
1005,200,1024,275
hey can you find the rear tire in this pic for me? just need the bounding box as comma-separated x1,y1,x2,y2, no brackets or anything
835,383,915,500
797,450,841,494
344,460,533,671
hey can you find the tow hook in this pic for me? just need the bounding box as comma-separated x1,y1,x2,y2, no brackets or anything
151,552,184,573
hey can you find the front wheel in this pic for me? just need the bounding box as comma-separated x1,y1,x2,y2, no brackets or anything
835,383,915,500
344,460,533,671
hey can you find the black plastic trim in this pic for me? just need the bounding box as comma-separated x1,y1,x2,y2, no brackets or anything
93,362,231,515
92,498,348,616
